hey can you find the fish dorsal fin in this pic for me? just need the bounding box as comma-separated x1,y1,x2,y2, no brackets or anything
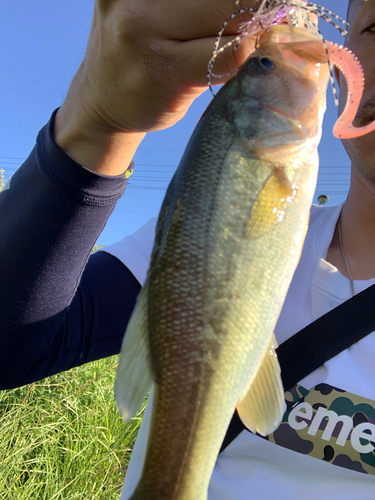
245,166,295,239
236,333,284,436
115,279,154,422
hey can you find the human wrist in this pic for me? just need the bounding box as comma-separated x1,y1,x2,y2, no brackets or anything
53,108,145,176
52,67,145,176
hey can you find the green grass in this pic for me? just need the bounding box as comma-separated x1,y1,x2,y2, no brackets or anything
0,356,145,500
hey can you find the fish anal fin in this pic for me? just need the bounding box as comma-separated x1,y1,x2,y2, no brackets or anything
115,279,154,422
245,167,297,239
236,334,284,436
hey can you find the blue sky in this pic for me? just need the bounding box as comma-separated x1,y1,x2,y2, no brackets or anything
1,0,350,245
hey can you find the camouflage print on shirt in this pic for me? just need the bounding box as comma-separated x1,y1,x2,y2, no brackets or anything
260,383,375,475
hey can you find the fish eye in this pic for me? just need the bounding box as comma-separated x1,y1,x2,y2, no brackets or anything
249,56,277,73
260,57,276,71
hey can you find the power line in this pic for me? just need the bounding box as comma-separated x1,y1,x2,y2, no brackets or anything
0,157,351,168
0,154,351,197
0,156,28,160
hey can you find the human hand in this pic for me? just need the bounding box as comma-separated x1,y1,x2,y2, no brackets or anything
53,0,257,174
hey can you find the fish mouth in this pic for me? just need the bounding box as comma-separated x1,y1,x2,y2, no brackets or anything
263,105,297,123
262,105,311,138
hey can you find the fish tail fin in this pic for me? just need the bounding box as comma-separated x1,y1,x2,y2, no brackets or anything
236,333,284,436
115,279,154,422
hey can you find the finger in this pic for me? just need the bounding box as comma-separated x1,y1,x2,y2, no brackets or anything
166,34,257,88
164,11,320,89
140,0,259,41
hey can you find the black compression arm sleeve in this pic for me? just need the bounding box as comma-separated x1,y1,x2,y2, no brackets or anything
0,109,141,389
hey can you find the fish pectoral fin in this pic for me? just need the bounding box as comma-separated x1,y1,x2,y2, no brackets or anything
245,167,294,239
115,279,154,422
236,334,284,436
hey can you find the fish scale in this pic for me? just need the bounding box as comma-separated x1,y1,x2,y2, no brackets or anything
115,24,371,500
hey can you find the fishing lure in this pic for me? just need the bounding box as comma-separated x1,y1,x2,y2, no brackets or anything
237,1,348,36
208,0,348,104
207,1,375,139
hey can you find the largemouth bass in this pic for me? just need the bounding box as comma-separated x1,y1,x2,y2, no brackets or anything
115,25,372,500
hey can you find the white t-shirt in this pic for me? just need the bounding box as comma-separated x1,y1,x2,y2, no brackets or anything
104,203,375,499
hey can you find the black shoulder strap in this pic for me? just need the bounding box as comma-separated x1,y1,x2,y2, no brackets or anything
219,283,375,454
